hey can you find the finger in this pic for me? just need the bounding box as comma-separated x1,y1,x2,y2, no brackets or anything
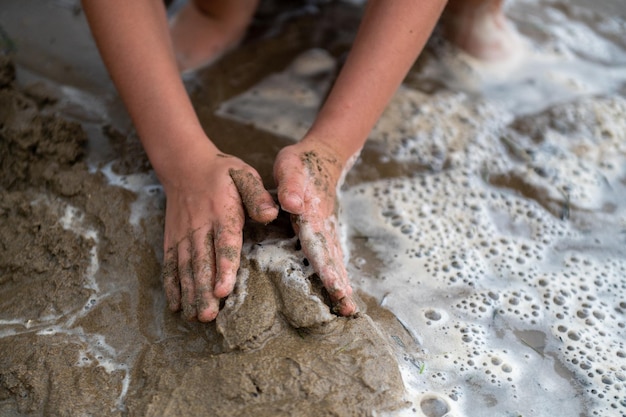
317,262,353,304
191,227,220,322
162,245,181,312
317,260,356,316
297,217,356,315
274,152,306,214
290,213,301,235
333,295,357,316
177,236,197,321
213,220,244,299
229,168,279,224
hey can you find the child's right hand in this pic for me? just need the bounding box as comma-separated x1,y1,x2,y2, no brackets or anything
158,140,278,322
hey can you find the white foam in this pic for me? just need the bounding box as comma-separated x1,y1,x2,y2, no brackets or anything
342,88,626,414
344,171,623,415
59,203,100,293
101,161,164,227
413,1,626,116
334,7,626,411
243,236,318,297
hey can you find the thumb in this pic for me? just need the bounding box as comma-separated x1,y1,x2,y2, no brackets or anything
229,168,278,224
274,150,307,215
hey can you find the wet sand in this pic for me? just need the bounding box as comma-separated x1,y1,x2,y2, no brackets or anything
1,1,626,416
0,49,418,415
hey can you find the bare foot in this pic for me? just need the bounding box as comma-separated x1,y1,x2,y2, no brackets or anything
169,0,259,73
273,141,357,317
442,0,522,61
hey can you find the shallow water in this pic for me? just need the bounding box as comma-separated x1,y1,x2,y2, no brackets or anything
1,0,625,416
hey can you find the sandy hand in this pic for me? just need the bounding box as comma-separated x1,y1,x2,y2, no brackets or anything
162,152,278,322
273,142,357,316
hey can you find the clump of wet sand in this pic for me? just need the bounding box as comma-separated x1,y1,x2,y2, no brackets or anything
128,245,411,416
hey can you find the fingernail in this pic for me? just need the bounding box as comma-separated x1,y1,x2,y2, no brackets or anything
287,193,304,210
214,273,234,298
332,297,356,316
198,307,218,323
259,202,277,213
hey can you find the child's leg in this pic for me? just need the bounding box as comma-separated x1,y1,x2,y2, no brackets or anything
442,0,521,61
169,0,259,72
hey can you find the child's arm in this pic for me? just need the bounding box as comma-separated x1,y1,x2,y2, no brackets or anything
82,0,279,322
274,0,447,314
309,0,447,159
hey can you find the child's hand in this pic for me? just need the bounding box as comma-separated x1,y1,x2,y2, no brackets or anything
161,148,278,322
273,141,357,316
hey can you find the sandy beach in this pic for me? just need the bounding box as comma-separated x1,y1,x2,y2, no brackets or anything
1,1,625,416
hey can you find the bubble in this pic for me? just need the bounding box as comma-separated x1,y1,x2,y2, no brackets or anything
577,309,589,319
568,331,581,341
425,310,442,321
83,297,98,311
601,376,613,385
391,215,404,227
401,224,415,235
420,395,450,417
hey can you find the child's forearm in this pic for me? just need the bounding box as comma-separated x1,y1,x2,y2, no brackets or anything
82,0,216,181
306,0,447,163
